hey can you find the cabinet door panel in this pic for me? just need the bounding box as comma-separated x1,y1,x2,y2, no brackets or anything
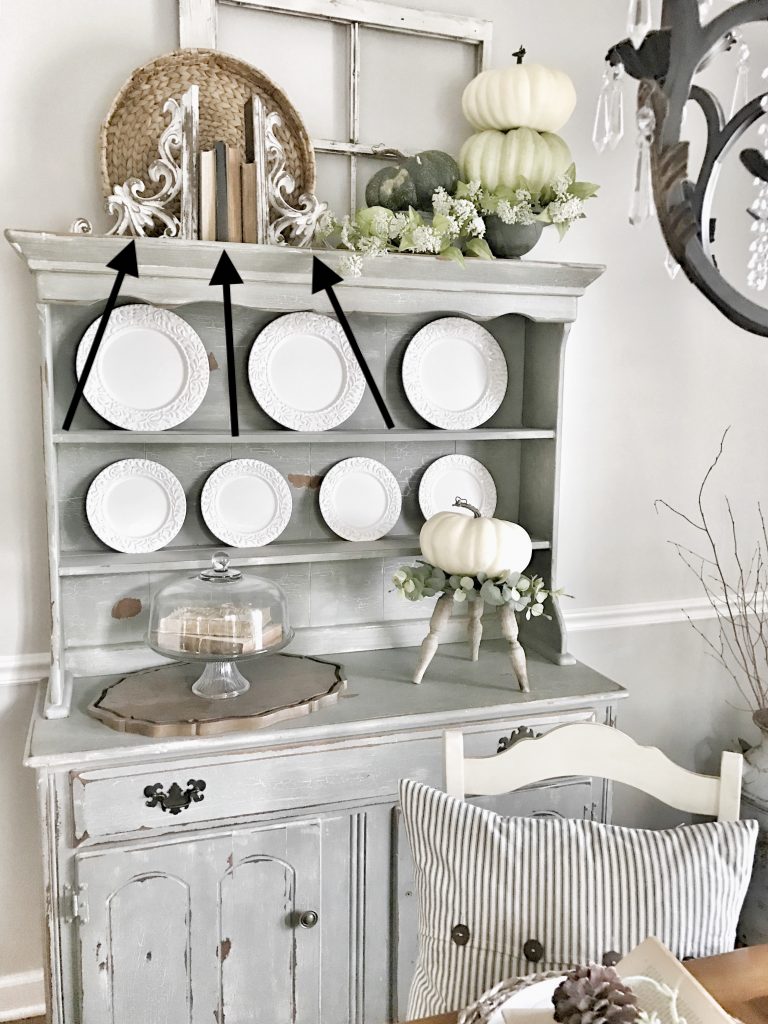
76,843,199,1024
215,823,320,1024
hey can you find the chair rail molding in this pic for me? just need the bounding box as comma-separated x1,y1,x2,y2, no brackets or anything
0,595,725,691
0,652,49,687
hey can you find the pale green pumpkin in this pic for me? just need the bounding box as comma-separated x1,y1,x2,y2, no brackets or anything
459,128,572,193
462,64,577,133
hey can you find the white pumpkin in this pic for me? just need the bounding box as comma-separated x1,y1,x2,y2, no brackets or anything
459,128,572,193
462,64,577,133
419,499,532,577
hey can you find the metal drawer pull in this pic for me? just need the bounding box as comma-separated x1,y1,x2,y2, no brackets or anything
299,910,319,929
143,779,206,815
497,726,539,753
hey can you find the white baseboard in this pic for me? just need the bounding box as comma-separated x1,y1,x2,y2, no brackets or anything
0,969,45,1022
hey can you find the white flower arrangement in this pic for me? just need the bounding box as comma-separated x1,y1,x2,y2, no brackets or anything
314,165,598,274
466,164,599,239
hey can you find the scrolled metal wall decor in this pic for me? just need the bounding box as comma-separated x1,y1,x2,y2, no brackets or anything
606,0,768,336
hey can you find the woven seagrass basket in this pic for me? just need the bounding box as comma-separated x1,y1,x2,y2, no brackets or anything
101,48,315,211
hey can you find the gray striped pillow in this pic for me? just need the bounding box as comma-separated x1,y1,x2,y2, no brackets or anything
400,778,757,1019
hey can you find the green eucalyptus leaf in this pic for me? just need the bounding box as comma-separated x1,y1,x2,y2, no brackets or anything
439,245,465,267
480,580,504,606
466,237,494,260
554,221,570,241
570,181,600,200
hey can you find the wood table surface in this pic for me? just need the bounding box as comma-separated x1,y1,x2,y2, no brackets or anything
405,944,768,1024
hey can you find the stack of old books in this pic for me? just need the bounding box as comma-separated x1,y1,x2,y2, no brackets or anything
199,98,266,243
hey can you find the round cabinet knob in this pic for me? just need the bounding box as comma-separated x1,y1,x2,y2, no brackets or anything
299,910,319,929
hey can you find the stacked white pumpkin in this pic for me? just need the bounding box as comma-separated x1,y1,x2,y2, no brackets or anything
459,58,577,192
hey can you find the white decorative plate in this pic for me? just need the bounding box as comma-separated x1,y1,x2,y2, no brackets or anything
86,459,186,553
201,459,292,548
248,312,366,431
319,458,402,542
419,454,497,519
402,317,508,429
76,304,210,431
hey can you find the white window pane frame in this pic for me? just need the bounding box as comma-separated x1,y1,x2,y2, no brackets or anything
179,0,492,213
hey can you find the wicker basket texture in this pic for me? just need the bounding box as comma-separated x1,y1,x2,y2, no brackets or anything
101,48,315,205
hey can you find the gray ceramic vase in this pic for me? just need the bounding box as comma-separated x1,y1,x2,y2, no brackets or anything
483,217,544,259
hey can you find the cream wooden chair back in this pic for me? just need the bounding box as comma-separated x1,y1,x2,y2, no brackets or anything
444,722,743,822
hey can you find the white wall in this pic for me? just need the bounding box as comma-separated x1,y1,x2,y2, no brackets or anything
1,0,765,1005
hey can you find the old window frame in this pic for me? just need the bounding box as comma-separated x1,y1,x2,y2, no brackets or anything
179,0,492,212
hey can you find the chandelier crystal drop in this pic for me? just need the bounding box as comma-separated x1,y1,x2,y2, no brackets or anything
730,37,751,119
626,0,652,47
629,104,657,226
664,252,681,279
593,63,625,153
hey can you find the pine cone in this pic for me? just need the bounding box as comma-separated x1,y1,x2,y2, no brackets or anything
552,964,639,1024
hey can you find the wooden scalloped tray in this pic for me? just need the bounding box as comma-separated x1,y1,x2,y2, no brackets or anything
88,654,346,737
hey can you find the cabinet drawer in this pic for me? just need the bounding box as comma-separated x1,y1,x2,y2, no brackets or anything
71,707,601,842
72,736,442,842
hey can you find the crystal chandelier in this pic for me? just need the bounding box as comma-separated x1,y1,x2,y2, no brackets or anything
602,0,768,335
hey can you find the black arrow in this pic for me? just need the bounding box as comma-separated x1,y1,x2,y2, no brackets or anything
62,241,139,431
311,257,394,429
210,251,243,437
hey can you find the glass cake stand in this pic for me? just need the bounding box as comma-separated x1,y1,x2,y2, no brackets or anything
147,552,294,699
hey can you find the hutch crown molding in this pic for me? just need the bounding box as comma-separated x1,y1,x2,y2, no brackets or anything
9,230,622,1023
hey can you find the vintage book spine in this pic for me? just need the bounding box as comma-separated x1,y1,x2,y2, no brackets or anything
244,95,270,244
226,145,243,243
241,162,259,244
214,140,228,242
199,149,217,241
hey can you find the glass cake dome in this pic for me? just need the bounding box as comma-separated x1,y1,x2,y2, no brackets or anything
148,552,293,699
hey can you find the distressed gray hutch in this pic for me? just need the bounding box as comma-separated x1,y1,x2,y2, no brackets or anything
9,231,624,1023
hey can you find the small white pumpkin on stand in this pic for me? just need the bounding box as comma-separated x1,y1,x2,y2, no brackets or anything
404,497,536,689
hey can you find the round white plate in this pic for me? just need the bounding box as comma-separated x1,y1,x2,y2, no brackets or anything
319,458,402,542
76,304,210,431
201,459,292,548
248,312,366,431
86,459,186,553
419,454,497,520
402,317,508,429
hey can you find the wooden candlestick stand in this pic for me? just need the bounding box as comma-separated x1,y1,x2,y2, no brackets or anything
412,592,530,690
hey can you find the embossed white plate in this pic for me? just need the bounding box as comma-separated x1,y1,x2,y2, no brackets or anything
418,454,497,520
248,312,366,431
402,317,508,429
86,459,186,553
201,460,292,548
319,458,401,542
76,304,210,431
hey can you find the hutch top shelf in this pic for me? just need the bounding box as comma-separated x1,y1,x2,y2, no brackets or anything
7,230,603,321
